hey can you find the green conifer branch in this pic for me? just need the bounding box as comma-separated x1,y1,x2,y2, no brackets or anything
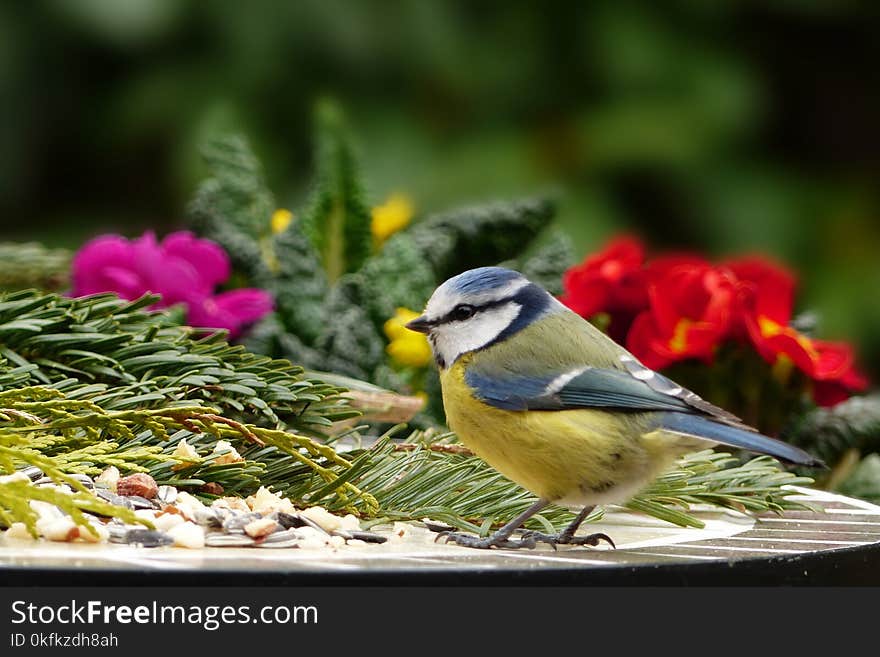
0,478,149,538
350,435,815,534
0,290,381,531
0,243,72,293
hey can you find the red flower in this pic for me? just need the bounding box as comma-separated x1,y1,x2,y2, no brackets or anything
725,256,797,339
560,236,648,319
729,255,868,406
814,368,871,407
627,260,736,370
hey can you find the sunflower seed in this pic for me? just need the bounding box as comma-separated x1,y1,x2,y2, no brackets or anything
126,495,159,510
95,489,135,510
255,537,301,549
222,512,263,534
67,473,95,489
156,485,178,504
344,531,387,544
19,466,43,481
192,507,222,528
275,512,307,530
112,528,174,548
256,528,309,547
205,533,256,547
276,511,328,535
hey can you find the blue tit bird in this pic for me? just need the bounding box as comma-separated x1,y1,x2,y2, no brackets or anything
406,266,823,550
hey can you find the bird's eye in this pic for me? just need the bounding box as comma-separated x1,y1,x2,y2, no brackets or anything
451,304,476,321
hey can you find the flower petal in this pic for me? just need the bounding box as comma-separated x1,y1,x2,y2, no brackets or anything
162,231,231,289
561,236,648,319
71,235,140,297
187,289,274,339
726,256,797,325
626,311,674,370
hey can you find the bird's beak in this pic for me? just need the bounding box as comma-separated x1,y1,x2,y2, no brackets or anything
405,315,432,334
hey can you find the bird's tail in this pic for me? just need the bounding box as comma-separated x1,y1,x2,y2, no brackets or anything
659,412,824,467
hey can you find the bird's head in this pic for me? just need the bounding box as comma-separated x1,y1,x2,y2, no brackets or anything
406,267,559,368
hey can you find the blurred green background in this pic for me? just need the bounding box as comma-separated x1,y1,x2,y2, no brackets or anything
0,0,878,378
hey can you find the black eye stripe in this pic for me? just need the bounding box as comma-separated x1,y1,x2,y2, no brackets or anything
434,297,511,326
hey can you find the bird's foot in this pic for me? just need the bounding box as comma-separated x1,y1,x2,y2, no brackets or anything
519,530,616,550
435,531,540,550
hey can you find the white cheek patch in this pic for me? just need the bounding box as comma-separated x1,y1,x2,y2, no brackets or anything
431,303,521,367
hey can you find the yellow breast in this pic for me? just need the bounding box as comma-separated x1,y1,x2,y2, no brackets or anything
440,359,664,504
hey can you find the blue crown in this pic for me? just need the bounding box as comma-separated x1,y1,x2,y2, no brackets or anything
447,267,524,294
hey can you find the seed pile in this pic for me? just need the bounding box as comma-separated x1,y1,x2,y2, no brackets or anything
2,467,394,550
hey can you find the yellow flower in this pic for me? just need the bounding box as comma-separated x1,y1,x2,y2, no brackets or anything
271,208,293,234
384,307,432,368
371,193,414,246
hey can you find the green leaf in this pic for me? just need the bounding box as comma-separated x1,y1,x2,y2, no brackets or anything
313,275,385,379
188,135,275,282
267,221,328,344
408,196,557,280
359,232,435,326
517,230,576,296
838,454,880,502
300,99,372,283
783,394,880,468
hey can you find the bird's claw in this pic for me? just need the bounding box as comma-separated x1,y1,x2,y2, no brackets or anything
434,531,537,550
433,529,615,550
520,530,616,549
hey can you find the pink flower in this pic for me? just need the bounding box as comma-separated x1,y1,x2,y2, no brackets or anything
71,231,272,338
187,290,275,336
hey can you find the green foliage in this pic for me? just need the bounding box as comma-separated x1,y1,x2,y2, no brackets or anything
0,476,149,539
269,223,329,345
0,289,382,531
351,436,815,534
0,290,354,431
193,135,276,242
783,393,880,469
188,135,275,283
516,230,576,297
300,100,373,283
0,243,72,293
358,233,436,328
407,196,559,282
189,105,563,414
314,274,385,379
837,454,880,502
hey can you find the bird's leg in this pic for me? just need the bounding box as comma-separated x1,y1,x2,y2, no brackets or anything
521,505,616,549
437,498,552,549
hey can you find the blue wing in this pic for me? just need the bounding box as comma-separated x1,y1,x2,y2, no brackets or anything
660,413,822,467
464,358,823,467
465,353,732,419
464,367,693,414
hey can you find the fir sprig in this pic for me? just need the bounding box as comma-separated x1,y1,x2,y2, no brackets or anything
0,290,356,432
0,477,149,539
0,384,378,530
349,434,815,534
0,242,72,293
0,289,380,531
